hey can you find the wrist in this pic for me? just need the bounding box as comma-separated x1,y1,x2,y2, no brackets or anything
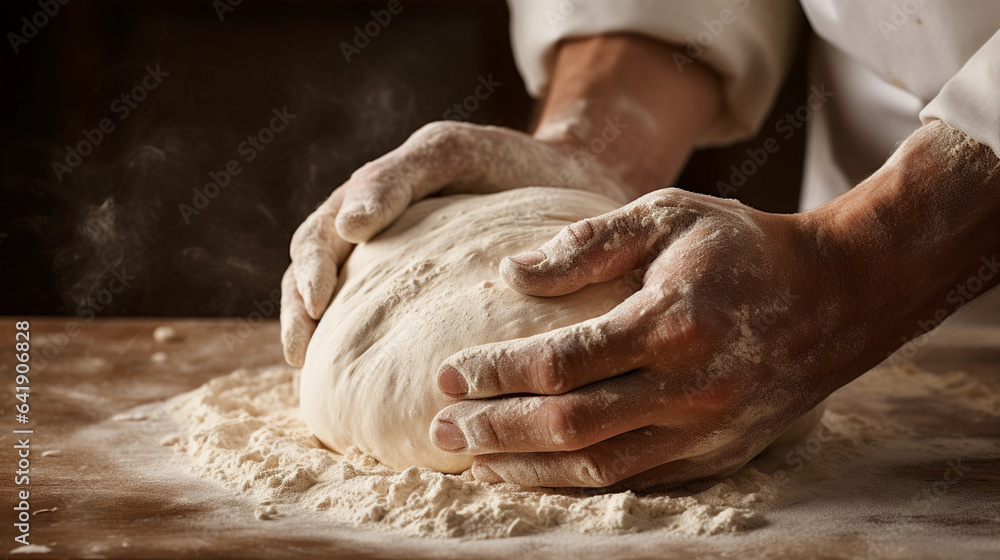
807,120,1000,369
532,34,721,200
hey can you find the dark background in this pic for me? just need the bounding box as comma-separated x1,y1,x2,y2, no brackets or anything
0,0,809,318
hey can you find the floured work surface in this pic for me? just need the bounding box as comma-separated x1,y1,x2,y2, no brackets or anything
3,317,999,559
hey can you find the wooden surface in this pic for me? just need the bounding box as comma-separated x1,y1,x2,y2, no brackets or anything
1,315,999,559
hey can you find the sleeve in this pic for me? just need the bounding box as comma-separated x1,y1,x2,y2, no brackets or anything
920,29,1000,160
506,0,801,146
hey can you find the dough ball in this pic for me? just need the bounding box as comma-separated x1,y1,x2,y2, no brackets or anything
300,188,628,473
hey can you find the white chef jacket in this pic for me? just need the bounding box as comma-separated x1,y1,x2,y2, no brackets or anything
505,0,1000,211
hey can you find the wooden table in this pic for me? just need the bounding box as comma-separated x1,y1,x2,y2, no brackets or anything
2,317,998,559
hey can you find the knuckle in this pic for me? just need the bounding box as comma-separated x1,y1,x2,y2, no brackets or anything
647,311,718,362
530,341,567,395
400,121,479,179
290,213,325,250
538,399,593,451
673,312,713,347
577,450,618,488
412,120,457,137
651,187,685,207
350,161,400,188
410,121,469,151
350,159,380,178
563,218,596,248
477,409,503,449
642,188,704,230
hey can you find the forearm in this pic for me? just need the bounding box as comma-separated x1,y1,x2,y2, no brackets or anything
533,34,722,200
812,120,1000,375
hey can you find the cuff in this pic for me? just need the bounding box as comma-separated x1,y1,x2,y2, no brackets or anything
506,0,800,146
920,29,1000,160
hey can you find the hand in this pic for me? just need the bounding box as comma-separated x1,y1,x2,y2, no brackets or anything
429,188,864,489
280,121,630,366
281,32,724,367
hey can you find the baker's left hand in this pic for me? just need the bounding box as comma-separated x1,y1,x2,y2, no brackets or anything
429,188,873,489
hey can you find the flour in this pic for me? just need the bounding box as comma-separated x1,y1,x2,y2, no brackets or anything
153,325,183,343
112,411,149,422
858,363,1000,415
8,545,53,555
159,362,931,540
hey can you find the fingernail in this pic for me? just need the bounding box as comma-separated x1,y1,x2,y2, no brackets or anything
431,420,467,452
339,200,368,218
296,258,335,320
438,366,469,397
281,324,309,367
472,463,503,483
508,250,545,267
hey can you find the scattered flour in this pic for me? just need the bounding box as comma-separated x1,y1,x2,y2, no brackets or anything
112,411,149,422
8,545,53,555
153,325,183,343
160,365,912,540
853,363,1000,415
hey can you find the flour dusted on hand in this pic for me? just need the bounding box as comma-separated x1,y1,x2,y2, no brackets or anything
299,187,822,474
300,187,629,473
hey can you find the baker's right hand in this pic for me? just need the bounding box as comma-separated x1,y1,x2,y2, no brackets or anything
281,121,631,366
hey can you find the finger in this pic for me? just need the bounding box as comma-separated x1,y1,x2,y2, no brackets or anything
290,189,352,320
500,191,681,297
335,122,589,243
280,266,317,367
436,291,670,399
612,455,741,492
335,122,477,243
471,425,699,488
430,370,674,454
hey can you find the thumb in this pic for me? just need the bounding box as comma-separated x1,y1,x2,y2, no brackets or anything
500,198,673,297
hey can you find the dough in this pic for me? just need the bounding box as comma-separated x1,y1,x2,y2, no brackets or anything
300,187,822,474
301,187,629,472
